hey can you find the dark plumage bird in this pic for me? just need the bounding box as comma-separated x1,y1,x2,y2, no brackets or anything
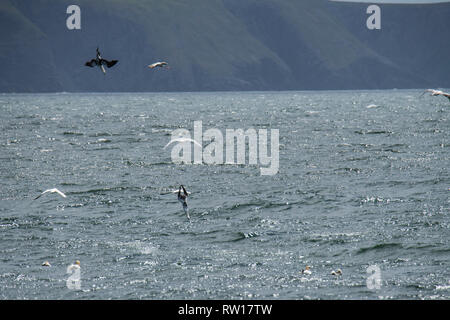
177,185,190,220
85,48,118,74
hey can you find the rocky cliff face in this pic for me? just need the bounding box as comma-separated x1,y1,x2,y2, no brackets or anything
0,0,448,92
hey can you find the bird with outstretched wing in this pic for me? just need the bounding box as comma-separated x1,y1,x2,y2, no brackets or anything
84,48,118,74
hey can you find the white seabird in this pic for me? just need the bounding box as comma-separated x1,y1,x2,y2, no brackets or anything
331,269,343,276
300,266,312,275
34,188,67,200
421,89,450,101
148,61,169,69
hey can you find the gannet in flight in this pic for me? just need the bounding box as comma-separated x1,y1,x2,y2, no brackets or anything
421,89,450,101
85,48,118,74
34,188,67,200
148,61,169,69
163,138,202,150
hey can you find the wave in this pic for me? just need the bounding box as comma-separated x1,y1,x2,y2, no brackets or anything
123,160,173,167
63,131,84,136
356,242,403,254
231,231,260,242
88,132,113,137
354,130,393,135
69,186,142,195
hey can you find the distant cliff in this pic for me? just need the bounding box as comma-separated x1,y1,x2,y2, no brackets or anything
0,0,449,92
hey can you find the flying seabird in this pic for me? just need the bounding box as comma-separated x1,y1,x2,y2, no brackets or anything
34,188,67,200
421,89,450,101
163,138,202,150
85,48,118,74
148,61,169,69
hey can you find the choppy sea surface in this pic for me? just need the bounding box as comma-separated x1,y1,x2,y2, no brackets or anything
0,90,449,300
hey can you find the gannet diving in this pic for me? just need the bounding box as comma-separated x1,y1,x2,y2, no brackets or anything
421,89,450,101
34,188,67,200
177,185,190,220
85,48,118,74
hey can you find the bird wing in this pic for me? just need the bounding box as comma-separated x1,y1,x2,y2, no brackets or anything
104,59,118,68
54,189,67,198
420,89,431,97
85,59,97,67
171,189,191,194
148,62,167,68
35,188,66,199
420,89,439,96
34,189,51,200
34,194,42,200
420,89,450,101
421,89,446,97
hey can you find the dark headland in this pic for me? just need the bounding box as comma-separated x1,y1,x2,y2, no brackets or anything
0,0,449,92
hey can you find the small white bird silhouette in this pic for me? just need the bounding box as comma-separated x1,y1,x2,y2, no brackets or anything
331,269,343,276
34,188,67,200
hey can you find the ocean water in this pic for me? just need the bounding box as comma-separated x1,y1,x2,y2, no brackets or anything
0,90,448,300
